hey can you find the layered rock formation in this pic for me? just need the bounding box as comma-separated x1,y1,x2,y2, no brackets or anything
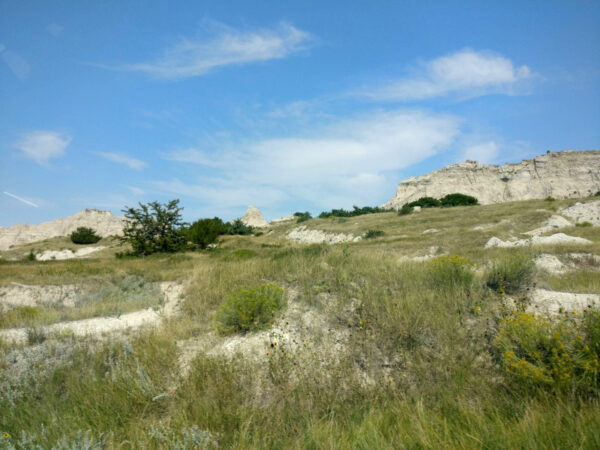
383,150,600,209
0,209,124,250
240,205,268,228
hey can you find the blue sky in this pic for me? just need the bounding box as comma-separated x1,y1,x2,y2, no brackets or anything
1,0,599,226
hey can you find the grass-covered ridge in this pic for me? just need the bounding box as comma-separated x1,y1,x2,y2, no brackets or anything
0,197,599,447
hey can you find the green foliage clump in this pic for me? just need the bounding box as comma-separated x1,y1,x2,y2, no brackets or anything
318,205,390,218
545,196,556,202
398,204,414,215
494,311,600,393
294,211,312,223
427,255,474,289
364,229,385,239
26,249,36,261
70,227,101,244
595,191,600,197
214,283,285,334
576,221,592,227
120,199,187,256
226,219,254,235
186,217,225,249
440,193,478,207
485,253,536,294
407,197,441,208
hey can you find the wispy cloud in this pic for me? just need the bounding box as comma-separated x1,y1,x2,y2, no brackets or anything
122,22,311,80
95,152,147,170
358,49,532,101
160,109,460,215
3,191,39,207
16,131,70,164
0,43,31,81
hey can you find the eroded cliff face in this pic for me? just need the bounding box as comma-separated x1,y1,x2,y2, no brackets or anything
383,150,600,209
0,209,125,250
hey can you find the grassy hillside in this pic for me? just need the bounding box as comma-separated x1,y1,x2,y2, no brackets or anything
1,198,599,448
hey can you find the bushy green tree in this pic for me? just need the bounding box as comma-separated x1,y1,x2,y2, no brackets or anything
226,219,254,235
70,227,102,244
120,199,186,256
294,211,312,223
407,197,441,208
187,217,226,249
440,193,478,207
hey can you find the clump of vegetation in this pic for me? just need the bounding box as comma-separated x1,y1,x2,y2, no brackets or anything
226,219,254,235
294,211,312,223
398,204,414,215
576,221,593,227
485,253,536,294
427,255,474,289
494,311,600,393
595,191,600,197
318,205,390,218
26,249,36,261
120,199,187,256
26,327,46,345
214,283,285,334
364,229,385,239
544,196,556,202
186,217,225,249
440,193,478,207
407,196,441,208
70,227,101,244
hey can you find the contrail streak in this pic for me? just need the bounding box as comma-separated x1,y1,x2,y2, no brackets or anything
3,191,39,207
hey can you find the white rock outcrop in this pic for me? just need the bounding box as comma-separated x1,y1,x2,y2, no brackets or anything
0,209,124,250
524,215,573,236
560,200,600,226
240,206,268,228
270,216,296,225
528,289,599,315
485,233,592,248
383,150,600,209
35,246,105,261
287,226,361,245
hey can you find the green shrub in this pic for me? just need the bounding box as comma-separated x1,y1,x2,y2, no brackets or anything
186,217,226,249
485,253,535,294
440,193,478,207
595,191,600,197
214,283,285,334
544,196,556,202
494,311,600,393
576,221,592,227
70,227,101,244
294,211,312,223
318,205,390,218
26,249,36,261
120,199,186,256
226,219,254,235
427,255,474,289
364,229,385,239
407,197,441,208
398,204,413,215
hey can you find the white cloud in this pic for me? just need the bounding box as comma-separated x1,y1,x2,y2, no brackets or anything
95,152,147,170
123,22,311,80
0,43,31,81
359,49,532,101
160,110,460,214
125,186,145,195
3,191,39,207
16,131,70,164
462,142,499,164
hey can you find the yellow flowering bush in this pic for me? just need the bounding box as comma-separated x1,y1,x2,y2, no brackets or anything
494,311,600,393
214,283,285,334
427,255,474,289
